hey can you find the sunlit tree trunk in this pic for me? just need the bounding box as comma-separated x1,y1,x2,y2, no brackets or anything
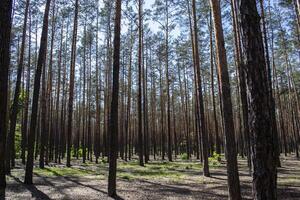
25,0,51,184
210,0,241,198
192,0,209,176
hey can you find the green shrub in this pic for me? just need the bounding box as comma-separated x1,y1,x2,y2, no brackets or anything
212,151,220,161
101,157,108,163
180,153,188,160
15,124,22,159
208,151,221,167
71,146,84,157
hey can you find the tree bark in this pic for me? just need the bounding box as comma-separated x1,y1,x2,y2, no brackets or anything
138,0,144,167
0,0,13,196
191,0,209,177
24,0,51,184
108,0,121,197
210,0,241,199
6,0,30,172
66,0,79,167
240,0,277,199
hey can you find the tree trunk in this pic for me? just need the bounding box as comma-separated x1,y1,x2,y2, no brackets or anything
7,0,30,172
259,0,281,167
210,0,241,199
165,0,172,162
0,0,13,195
24,0,51,184
21,9,32,165
108,0,121,197
240,0,277,199
209,10,221,156
66,0,79,167
191,0,209,177
138,0,144,167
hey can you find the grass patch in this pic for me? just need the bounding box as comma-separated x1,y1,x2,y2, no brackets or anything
116,160,202,182
32,158,222,183
34,166,104,178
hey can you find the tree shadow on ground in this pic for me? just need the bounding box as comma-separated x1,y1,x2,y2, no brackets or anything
34,173,72,198
136,179,228,199
10,175,51,200
42,167,125,199
0,189,5,200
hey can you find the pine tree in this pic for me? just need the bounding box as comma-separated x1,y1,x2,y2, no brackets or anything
25,0,51,185
108,0,122,197
66,0,79,167
240,0,277,198
0,0,13,196
210,0,241,198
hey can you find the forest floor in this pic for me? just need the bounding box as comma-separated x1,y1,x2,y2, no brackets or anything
4,154,300,200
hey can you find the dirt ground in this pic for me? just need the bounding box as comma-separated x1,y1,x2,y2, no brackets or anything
4,155,300,200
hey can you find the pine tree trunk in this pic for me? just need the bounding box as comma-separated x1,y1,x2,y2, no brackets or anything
21,10,32,165
66,0,79,167
108,0,121,197
125,23,133,162
240,0,277,199
210,0,241,199
259,0,281,167
138,0,144,166
192,0,209,177
209,11,221,156
0,0,13,195
6,0,30,172
165,0,172,162
24,0,51,184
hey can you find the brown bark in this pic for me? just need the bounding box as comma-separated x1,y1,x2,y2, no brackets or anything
240,0,277,199
54,18,64,163
138,0,144,166
21,11,32,165
95,1,101,163
230,0,251,168
108,0,122,197
66,0,79,167
125,23,133,162
24,0,51,184
192,0,209,176
210,0,241,199
209,11,220,156
7,0,30,172
259,0,281,167
165,0,172,162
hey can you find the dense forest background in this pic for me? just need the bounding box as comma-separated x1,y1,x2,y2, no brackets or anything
0,0,299,199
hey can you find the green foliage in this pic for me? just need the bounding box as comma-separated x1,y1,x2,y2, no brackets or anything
180,153,188,160
101,157,108,163
208,151,221,167
120,174,132,180
15,124,22,159
19,89,27,106
71,146,83,157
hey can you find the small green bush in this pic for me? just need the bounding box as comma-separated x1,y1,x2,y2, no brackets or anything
15,124,22,159
180,153,188,160
101,157,108,163
208,151,221,167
